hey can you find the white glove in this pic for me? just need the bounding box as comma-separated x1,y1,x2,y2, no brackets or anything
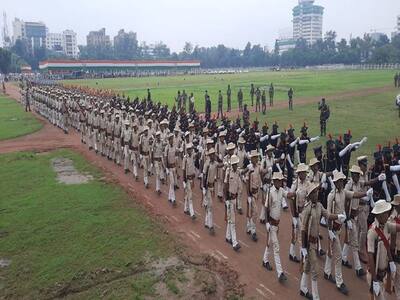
166,168,170,176
183,181,186,189
378,173,386,181
346,220,353,230
373,281,380,296
202,187,206,196
328,230,336,241
280,153,285,160
321,173,327,184
247,164,254,171
248,196,252,204
266,222,271,232
321,182,328,190
366,188,374,197
390,261,397,274
338,214,346,223
292,217,298,228
310,136,320,143
301,248,308,258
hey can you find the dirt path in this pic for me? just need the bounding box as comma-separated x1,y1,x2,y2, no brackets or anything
0,83,394,299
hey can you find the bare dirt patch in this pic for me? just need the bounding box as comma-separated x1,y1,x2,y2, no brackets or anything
51,157,93,185
41,254,243,299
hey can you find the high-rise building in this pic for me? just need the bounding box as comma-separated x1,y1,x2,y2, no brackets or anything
62,30,78,58
12,18,46,53
86,28,110,47
292,0,324,45
46,30,78,58
46,32,63,51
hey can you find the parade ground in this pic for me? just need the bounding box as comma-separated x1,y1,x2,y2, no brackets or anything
0,69,399,299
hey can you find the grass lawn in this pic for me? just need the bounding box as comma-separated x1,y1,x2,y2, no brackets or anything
64,69,394,112
0,95,42,141
251,90,400,163
0,149,174,299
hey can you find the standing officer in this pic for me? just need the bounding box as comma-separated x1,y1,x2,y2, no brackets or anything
205,94,212,121
318,98,330,137
237,88,243,112
288,88,294,111
250,83,255,106
152,131,164,194
227,84,232,112
224,154,241,251
269,83,274,106
255,87,261,112
261,89,267,115
396,94,400,118
217,90,223,118
247,150,262,242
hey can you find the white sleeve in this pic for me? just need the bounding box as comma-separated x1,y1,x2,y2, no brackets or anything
299,139,309,145
260,135,269,142
289,138,298,148
271,134,280,140
390,165,400,172
339,143,353,158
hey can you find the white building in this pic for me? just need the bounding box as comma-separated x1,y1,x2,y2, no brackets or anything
62,30,78,58
12,18,25,44
46,30,78,58
46,32,63,51
292,0,324,45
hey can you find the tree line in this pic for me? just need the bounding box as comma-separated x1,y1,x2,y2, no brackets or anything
1,31,400,73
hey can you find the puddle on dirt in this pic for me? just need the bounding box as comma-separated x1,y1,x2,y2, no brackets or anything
0,258,11,268
51,158,93,185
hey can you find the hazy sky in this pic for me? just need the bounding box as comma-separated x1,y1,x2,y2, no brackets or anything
2,0,400,51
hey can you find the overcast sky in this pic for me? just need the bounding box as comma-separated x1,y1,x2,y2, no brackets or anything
2,0,400,51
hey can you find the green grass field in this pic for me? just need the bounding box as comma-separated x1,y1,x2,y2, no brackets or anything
65,69,394,112
253,90,400,163
0,150,174,299
0,95,42,141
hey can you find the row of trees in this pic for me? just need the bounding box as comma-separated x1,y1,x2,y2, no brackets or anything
1,31,400,72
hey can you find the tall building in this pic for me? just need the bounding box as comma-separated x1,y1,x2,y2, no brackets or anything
46,32,63,51
62,30,78,58
397,15,400,33
46,30,78,58
12,18,46,53
86,28,110,47
292,0,324,45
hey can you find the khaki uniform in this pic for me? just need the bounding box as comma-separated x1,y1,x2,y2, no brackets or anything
301,202,333,300
358,172,371,260
130,129,140,179
165,142,177,202
203,159,218,228
216,141,227,198
343,179,364,271
152,139,164,192
224,167,240,247
236,147,247,211
92,114,100,152
367,219,398,300
105,119,114,159
140,133,151,187
122,127,132,171
389,210,400,299
247,163,262,235
263,185,288,277
113,121,122,164
183,153,196,217
259,155,274,222
324,188,354,288
99,115,107,155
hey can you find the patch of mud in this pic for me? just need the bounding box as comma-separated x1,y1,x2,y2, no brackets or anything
0,258,11,268
51,157,93,185
40,255,243,300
